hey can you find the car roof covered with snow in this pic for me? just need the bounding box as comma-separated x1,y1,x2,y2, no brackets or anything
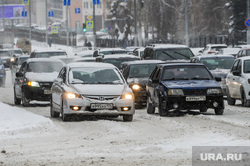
102,54,140,59
26,58,65,63
146,44,189,49
67,62,117,69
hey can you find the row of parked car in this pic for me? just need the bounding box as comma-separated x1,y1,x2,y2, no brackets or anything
1,42,250,122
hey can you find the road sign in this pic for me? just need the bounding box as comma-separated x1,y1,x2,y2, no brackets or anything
93,0,100,5
64,0,71,6
86,21,94,28
22,0,29,5
75,8,80,14
51,26,58,34
48,11,54,17
22,11,27,17
87,16,92,20
245,19,250,27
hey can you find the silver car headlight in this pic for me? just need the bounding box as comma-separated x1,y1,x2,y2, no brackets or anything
168,89,184,96
207,88,222,94
65,92,83,99
27,81,40,87
121,93,134,100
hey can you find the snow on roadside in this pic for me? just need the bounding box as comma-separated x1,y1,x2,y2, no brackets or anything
0,102,54,138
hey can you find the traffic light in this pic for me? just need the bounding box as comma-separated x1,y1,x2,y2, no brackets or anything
83,23,87,32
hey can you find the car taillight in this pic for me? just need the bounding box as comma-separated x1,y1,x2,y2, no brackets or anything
208,51,215,54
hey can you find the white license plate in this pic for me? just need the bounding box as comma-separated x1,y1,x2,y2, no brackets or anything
44,90,52,94
186,96,206,101
91,103,113,109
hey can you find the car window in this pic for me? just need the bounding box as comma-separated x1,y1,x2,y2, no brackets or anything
151,67,161,81
18,57,29,65
0,51,11,57
236,60,242,72
244,60,250,73
27,61,64,73
58,67,66,82
128,64,158,78
155,48,193,61
34,52,67,58
200,57,234,70
162,66,213,80
69,67,123,84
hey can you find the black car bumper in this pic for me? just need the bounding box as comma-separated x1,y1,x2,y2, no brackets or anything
133,90,147,105
23,86,52,101
162,95,224,110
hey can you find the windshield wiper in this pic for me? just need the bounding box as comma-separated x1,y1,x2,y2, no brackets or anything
191,77,210,80
162,51,177,60
173,51,190,59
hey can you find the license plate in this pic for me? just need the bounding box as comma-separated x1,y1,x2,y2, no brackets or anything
186,96,206,101
91,103,113,109
44,90,52,94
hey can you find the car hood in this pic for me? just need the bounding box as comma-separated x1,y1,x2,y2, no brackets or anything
127,77,149,86
161,80,221,89
71,84,127,95
210,69,230,78
25,72,59,82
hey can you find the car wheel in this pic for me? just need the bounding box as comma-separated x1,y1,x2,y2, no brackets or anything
123,115,133,122
241,88,250,107
146,98,155,114
199,108,207,113
22,90,29,107
214,108,224,115
61,99,69,121
14,88,21,105
50,98,60,118
227,88,236,105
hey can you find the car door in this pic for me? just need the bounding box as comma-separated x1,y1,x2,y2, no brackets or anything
148,66,161,104
14,62,27,98
52,67,66,108
227,59,241,98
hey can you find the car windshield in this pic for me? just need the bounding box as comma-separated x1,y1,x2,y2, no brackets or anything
0,51,10,57
200,57,234,70
69,67,123,84
155,48,193,60
14,50,23,54
101,50,126,55
211,46,227,51
35,52,67,58
18,57,29,65
244,60,250,73
162,65,213,81
103,58,138,69
129,64,158,78
27,61,64,73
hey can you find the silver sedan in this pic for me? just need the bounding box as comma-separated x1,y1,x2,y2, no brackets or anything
50,62,135,121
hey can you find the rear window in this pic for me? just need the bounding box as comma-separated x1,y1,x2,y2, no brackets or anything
129,64,158,78
34,52,67,58
155,48,194,61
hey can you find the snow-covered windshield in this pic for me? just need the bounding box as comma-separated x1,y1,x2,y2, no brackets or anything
69,67,123,84
155,48,193,60
27,61,64,73
34,52,67,58
162,66,213,81
129,64,158,78
200,57,234,70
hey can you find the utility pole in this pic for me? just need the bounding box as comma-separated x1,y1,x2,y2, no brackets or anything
93,2,96,49
185,0,189,46
29,0,31,40
247,0,250,44
66,5,69,46
134,0,137,46
2,0,5,31
45,0,48,44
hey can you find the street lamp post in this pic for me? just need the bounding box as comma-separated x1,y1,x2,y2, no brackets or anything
2,0,5,31
134,0,137,46
247,0,250,44
185,0,189,46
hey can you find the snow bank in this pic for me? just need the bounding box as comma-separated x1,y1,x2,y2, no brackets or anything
0,102,54,138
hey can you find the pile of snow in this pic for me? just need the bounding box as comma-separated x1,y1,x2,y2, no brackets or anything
0,102,54,138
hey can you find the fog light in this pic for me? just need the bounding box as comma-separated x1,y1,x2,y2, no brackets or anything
173,103,178,109
122,107,130,111
71,106,80,111
213,102,218,107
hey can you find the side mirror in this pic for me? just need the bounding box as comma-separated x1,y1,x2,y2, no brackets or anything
215,77,222,82
54,78,63,85
16,72,23,77
232,71,241,76
199,50,203,53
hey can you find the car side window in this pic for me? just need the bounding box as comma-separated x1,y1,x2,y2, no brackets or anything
144,48,150,59
236,60,242,73
19,62,27,73
242,51,246,57
151,67,161,82
231,60,239,72
58,67,66,82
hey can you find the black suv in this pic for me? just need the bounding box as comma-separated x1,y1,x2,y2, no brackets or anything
146,63,224,116
142,44,194,61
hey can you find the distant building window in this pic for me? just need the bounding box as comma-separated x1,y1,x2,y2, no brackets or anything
84,2,88,9
97,2,102,8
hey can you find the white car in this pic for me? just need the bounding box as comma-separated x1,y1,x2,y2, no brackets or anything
199,44,227,55
226,56,250,106
50,62,135,121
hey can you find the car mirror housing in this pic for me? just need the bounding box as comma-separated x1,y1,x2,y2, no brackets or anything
215,77,222,82
232,71,241,76
54,78,63,85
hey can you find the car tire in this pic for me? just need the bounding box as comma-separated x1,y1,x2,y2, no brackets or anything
14,88,21,105
227,89,236,106
61,99,69,121
158,97,169,117
241,88,250,107
146,98,155,114
22,90,29,107
199,108,207,113
123,115,133,122
50,98,60,118
214,108,224,115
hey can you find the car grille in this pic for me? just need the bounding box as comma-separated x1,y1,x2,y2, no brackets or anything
39,82,53,88
183,89,207,95
84,95,120,101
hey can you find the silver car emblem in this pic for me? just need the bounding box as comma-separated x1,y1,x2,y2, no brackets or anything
99,96,105,101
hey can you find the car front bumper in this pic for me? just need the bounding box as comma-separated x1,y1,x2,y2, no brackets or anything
23,86,52,101
133,90,147,105
162,95,224,110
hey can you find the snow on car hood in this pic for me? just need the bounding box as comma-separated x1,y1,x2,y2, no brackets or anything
71,84,127,95
127,77,149,86
210,69,230,78
25,72,59,82
161,80,221,89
